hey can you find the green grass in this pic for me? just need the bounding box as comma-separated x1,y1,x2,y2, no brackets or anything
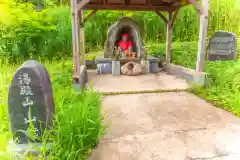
0,61,103,159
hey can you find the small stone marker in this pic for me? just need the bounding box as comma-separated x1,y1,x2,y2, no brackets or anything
208,31,237,61
8,60,54,144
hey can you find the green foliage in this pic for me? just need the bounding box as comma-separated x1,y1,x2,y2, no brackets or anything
0,61,103,159
169,42,240,117
0,0,240,64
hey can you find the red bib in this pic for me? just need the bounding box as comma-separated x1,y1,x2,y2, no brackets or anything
118,40,133,51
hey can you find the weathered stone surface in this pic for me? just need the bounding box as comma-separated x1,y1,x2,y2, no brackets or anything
121,61,143,76
95,56,112,64
141,60,150,74
88,92,240,160
79,65,88,89
8,60,54,144
97,63,112,74
208,31,237,61
112,61,121,76
104,17,145,59
147,56,159,63
150,62,160,73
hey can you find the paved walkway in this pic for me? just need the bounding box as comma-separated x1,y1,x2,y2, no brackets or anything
87,72,240,160
88,70,189,93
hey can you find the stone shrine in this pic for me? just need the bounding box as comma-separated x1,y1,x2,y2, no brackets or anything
8,60,54,144
104,16,145,59
96,17,160,75
208,31,237,61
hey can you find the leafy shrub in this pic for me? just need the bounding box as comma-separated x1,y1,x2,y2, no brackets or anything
0,0,239,63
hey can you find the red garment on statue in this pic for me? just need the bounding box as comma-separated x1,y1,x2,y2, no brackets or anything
118,40,133,51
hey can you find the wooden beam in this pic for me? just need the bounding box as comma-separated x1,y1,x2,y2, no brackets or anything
79,10,86,66
171,6,180,27
77,0,90,11
84,4,174,11
188,0,203,15
84,10,98,23
196,0,209,72
155,10,168,24
166,11,173,63
71,0,80,83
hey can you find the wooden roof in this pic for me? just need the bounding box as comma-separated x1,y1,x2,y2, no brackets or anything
83,0,189,11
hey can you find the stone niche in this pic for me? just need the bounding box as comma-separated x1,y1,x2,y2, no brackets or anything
103,17,145,59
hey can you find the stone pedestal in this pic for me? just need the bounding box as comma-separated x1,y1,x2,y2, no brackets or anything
112,61,120,76
150,62,161,73
141,60,150,74
97,63,112,74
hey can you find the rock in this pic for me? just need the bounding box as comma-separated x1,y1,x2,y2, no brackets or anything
208,31,237,61
8,60,54,144
121,61,143,76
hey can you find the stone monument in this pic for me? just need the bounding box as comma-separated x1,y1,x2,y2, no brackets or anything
208,31,237,61
7,60,54,156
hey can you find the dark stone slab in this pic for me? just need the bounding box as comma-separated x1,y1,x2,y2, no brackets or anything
97,63,112,74
150,62,160,73
8,60,54,144
148,56,159,63
208,31,237,61
95,56,112,64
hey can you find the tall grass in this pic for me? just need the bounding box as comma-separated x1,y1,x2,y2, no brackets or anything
0,0,239,63
0,61,103,159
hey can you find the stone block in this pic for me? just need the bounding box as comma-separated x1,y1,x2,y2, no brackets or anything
97,63,112,74
150,62,160,73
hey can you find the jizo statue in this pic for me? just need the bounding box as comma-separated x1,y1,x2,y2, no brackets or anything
117,33,136,58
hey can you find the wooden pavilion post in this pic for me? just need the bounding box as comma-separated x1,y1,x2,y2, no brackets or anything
196,0,209,72
166,11,173,63
79,10,86,66
71,0,80,83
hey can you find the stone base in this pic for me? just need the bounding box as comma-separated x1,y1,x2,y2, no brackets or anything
163,63,208,86
96,63,112,74
150,62,161,73
95,56,161,74
7,140,52,160
112,61,121,76
140,60,149,74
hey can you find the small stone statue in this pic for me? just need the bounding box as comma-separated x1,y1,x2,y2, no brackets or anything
117,33,137,58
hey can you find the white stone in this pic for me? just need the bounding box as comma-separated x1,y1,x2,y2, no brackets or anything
141,60,150,74
112,61,121,76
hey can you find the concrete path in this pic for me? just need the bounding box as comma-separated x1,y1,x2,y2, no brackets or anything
88,70,189,93
88,92,240,160
87,71,240,160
